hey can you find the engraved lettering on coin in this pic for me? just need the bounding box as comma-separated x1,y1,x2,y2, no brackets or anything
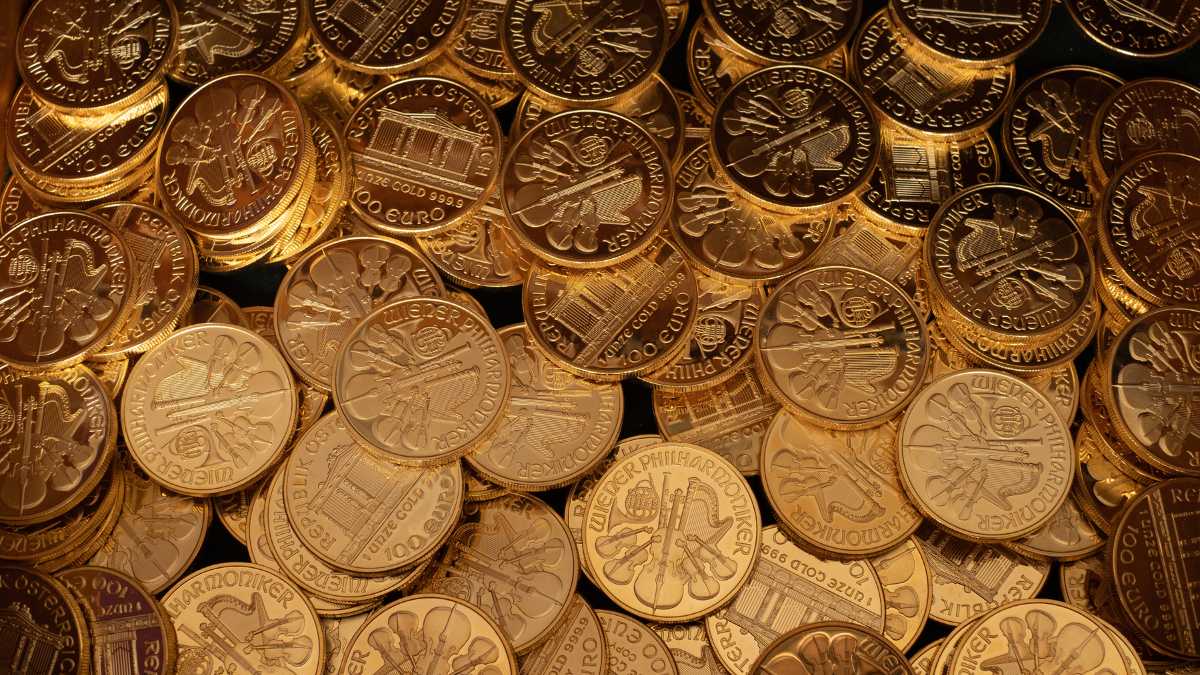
652,622,725,675
59,566,177,675
451,0,516,79
871,537,932,653
168,0,303,84
1091,79,1200,186
0,565,90,675
750,622,912,675
702,0,859,64
521,594,607,675
891,0,1052,65
1066,0,1200,58
416,191,532,289
1007,495,1104,561
597,610,679,675
0,463,120,563
308,0,467,74
183,286,249,328
805,219,932,318
686,18,760,113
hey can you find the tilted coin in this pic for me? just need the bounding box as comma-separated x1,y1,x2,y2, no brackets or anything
164,563,325,675
282,412,462,574
582,442,760,622
319,610,370,675
183,285,249,327
1100,153,1200,308
653,622,725,675
686,17,761,113
676,88,713,159
58,566,176,675
1,176,45,232
804,218,932,319
872,537,932,654
419,54,526,109
654,367,780,475
90,202,198,357
89,459,210,594
706,525,887,675
1111,477,1200,659
0,463,120,563
899,369,1074,541
463,463,506,503
345,76,502,236
890,0,1052,66
501,109,672,268
938,293,1100,374
1073,422,1149,534
0,364,116,527
450,0,516,80
308,0,467,74
756,265,929,429
213,478,258,546
416,190,533,289
910,639,943,675
0,564,90,674
711,65,879,213
1006,494,1104,561
467,323,622,491
332,296,509,466
500,0,666,105
750,622,912,675
670,144,835,284
928,616,979,675
121,323,298,496
1090,78,1200,187
1066,0,1200,58
701,0,860,64
168,0,304,84
275,235,445,391
0,211,132,370
1029,362,1081,426
597,610,680,675
338,593,517,674
852,10,1015,139
15,0,174,113
762,411,922,556
268,109,353,264
242,306,329,439
914,522,1051,626
421,493,578,653
523,236,698,380
1003,66,1122,216
521,593,608,675
1082,362,1167,484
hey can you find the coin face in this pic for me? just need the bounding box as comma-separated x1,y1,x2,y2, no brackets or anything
309,0,467,73
339,593,518,673
467,324,622,491
582,442,760,622
333,297,509,465
644,278,762,390
900,369,1073,541
940,293,1100,374
521,594,607,675
16,0,175,111
671,144,835,283
706,525,886,675
1066,0,1200,58
158,73,310,241
711,65,879,212
702,0,859,64
502,110,671,267
0,463,120,563
275,236,445,390
597,610,680,675
1091,79,1200,186
756,265,929,429
1073,423,1148,534
450,0,514,79
501,0,666,105
1100,153,1200,307
686,17,761,113
59,566,176,675
164,563,325,675
805,218,932,318
184,286,248,327
763,412,922,556
523,236,698,380
750,622,911,675
914,522,1051,626
416,191,532,289
652,622,725,675
1007,495,1104,561
90,460,210,594
269,110,352,263
852,10,1015,139
891,0,1051,65
0,211,132,370
1,177,45,232
418,54,525,109
872,537,932,653
122,323,298,496
0,564,90,674
282,412,462,574
168,0,303,84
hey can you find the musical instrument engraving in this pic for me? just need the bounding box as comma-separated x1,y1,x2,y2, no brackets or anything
1091,78,1200,185
891,0,1052,65
169,0,303,85
1066,0,1200,58
0,565,90,675
417,191,532,289
871,537,932,653
749,622,911,675
702,0,859,64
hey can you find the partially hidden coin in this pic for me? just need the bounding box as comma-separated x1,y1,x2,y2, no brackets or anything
701,0,860,65
183,286,249,327
1006,494,1105,562
686,17,760,113
597,610,680,675
911,639,943,675
750,621,912,675
416,190,533,289
1090,78,1200,188
890,0,1052,66
1066,0,1200,59
58,566,176,675
0,564,90,674
652,621,725,675
308,0,467,74
319,610,371,675
872,537,933,654
521,593,608,675
168,0,304,84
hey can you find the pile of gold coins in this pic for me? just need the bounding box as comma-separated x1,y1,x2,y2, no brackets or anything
1,0,1199,673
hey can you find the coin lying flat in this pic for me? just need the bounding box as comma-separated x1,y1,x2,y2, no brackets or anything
597,610,679,675
59,566,176,675
0,564,90,675
521,593,607,675
872,537,932,653
750,622,912,675
309,0,467,74
582,442,760,623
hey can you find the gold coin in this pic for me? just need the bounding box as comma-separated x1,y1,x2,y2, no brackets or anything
911,639,943,675
58,566,177,675
90,458,211,594
0,211,133,371
416,189,533,289
420,493,577,653
0,564,91,674
686,17,760,113
702,0,859,64
521,593,608,675
756,265,930,430
890,0,1051,66
466,323,623,492
710,65,880,213
762,411,922,556
463,462,507,503
750,622,912,675
339,593,518,673
929,617,980,674
1066,0,1200,58
449,0,516,80
345,76,502,236
168,0,304,84
268,109,352,264
282,412,462,574
418,54,525,109
671,144,836,284
597,610,680,675
1005,494,1104,561
583,442,760,622
242,306,330,440
851,9,1015,139
1028,362,1081,426
121,323,298,496
654,367,780,475
16,0,175,113
274,235,446,391
872,537,933,654
899,369,1073,541
319,610,371,675
676,88,713,159
914,522,1051,626
1060,555,1171,670
1072,422,1149,534
523,235,698,380
1,175,45,231
0,463,121,564
1081,362,1167,483
1090,79,1200,187
164,562,325,675
183,285,249,327
277,29,334,90
308,0,467,74
705,525,887,675
332,296,509,466
804,217,932,318
213,477,259,546
651,622,724,675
